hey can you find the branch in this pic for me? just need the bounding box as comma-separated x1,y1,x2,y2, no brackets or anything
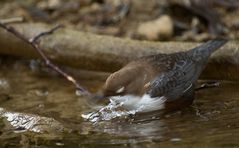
0,22,91,96
0,17,24,24
195,81,220,91
29,25,62,43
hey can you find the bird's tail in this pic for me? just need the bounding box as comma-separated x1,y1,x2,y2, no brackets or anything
190,38,228,61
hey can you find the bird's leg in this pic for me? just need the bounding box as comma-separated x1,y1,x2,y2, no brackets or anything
195,81,220,91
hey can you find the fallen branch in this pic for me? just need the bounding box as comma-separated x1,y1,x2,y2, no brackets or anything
0,17,24,24
195,81,220,91
0,23,91,96
0,23,239,80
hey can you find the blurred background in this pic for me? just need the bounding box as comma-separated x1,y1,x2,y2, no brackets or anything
1,0,239,41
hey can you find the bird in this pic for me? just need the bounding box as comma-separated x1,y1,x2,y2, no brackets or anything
93,39,227,112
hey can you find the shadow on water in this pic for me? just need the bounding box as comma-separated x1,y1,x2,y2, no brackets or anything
0,57,239,147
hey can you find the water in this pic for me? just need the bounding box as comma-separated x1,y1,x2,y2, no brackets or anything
0,57,239,147
82,99,138,122
81,94,165,122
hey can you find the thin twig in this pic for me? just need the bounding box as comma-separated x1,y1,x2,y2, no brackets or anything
29,25,63,43
195,81,220,91
0,17,24,24
0,22,91,96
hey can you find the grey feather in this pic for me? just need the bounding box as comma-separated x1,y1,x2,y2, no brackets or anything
147,39,227,101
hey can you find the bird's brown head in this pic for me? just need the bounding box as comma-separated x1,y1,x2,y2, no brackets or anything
94,63,154,102
96,69,131,100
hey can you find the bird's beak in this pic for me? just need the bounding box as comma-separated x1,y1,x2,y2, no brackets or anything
93,91,105,100
89,91,110,105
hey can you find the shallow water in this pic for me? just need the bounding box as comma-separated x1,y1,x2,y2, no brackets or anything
0,57,239,147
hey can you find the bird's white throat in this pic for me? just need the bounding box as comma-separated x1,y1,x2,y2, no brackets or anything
110,94,166,112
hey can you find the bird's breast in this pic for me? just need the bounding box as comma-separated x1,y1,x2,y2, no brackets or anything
110,94,166,112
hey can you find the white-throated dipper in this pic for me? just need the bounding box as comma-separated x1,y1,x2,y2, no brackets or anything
94,39,227,112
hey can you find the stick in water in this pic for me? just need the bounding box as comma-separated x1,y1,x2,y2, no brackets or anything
195,81,220,91
0,22,91,96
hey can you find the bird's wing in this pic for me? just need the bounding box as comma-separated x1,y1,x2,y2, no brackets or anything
147,59,198,101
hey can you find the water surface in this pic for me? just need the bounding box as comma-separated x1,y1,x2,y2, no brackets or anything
0,58,238,147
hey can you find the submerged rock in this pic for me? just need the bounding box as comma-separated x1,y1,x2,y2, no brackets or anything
0,108,66,133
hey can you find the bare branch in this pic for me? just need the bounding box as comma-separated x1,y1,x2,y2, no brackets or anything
29,24,63,43
0,22,91,96
195,81,220,91
0,17,24,24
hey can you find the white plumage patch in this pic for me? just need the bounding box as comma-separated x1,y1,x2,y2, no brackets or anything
110,94,166,112
116,86,125,93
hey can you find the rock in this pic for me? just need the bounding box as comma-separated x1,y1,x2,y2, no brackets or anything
137,15,174,40
0,78,10,90
0,108,66,133
38,0,62,10
48,0,62,9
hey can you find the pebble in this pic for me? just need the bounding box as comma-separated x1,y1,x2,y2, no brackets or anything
0,79,10,90
137,15,174,40
170,138,182,142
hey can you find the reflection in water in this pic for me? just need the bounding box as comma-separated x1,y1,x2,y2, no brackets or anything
99,119,165,139
80,108,166,144
81,96,168,142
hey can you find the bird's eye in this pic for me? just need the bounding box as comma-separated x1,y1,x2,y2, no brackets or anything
116,86,125,93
